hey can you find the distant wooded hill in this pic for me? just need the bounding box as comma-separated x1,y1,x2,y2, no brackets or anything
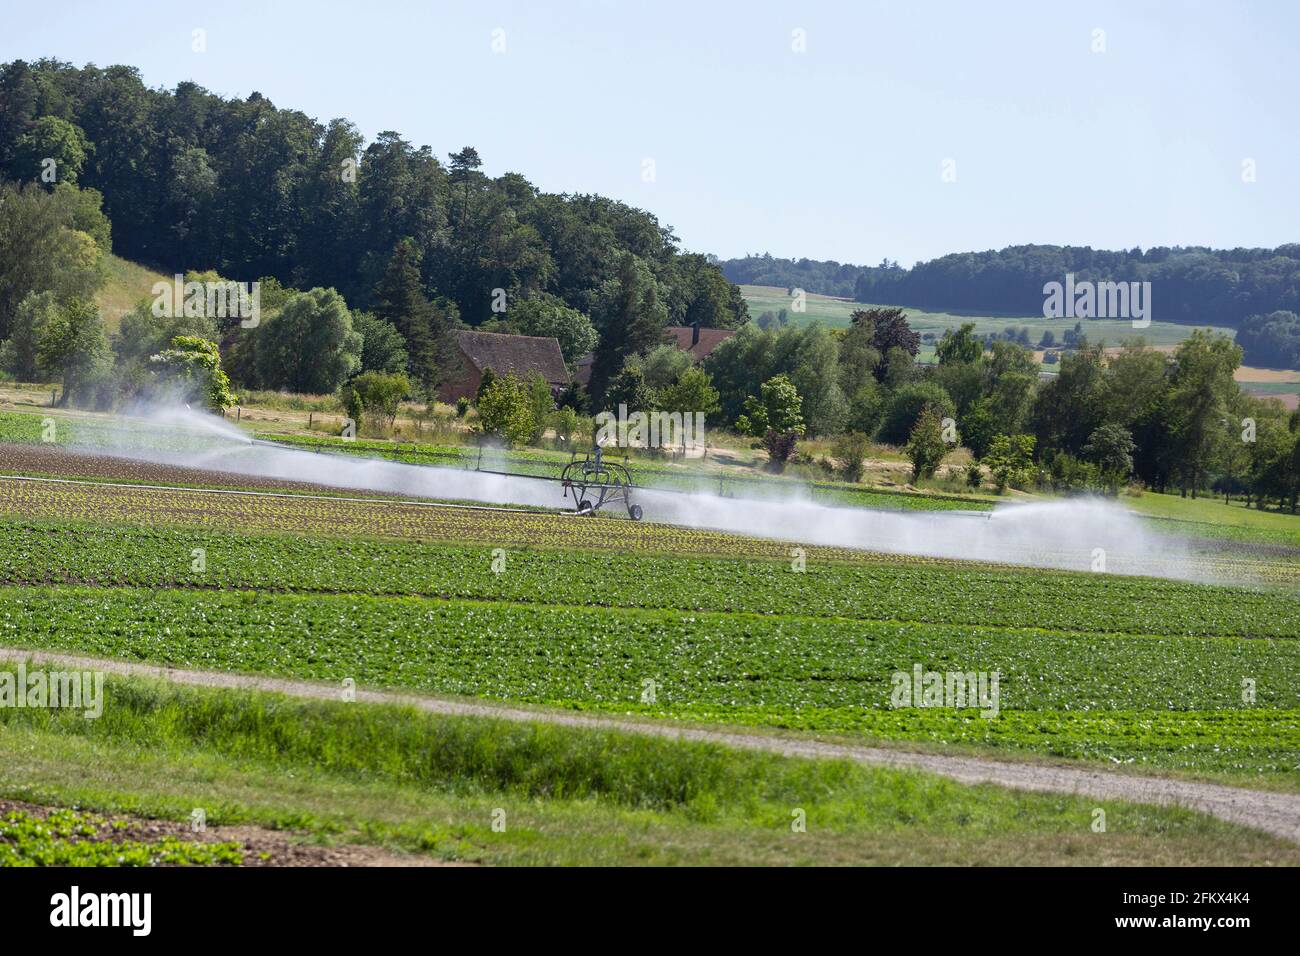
722,245,1300,329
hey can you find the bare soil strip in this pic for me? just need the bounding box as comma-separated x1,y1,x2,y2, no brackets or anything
4,646,1298,845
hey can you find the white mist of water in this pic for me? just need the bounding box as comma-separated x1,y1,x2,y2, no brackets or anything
128,403,254,445
72,406,1216,582
639,488,1202,578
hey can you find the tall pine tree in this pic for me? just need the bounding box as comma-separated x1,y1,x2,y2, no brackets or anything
588,252,668,406
371,238,458,400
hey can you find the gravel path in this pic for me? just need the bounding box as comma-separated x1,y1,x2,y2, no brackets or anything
4,646,1298,844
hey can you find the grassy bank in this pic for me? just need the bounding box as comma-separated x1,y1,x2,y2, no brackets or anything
2,671,1293,866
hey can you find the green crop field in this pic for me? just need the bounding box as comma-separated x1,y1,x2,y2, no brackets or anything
3,408,1300,865
1125,490,1300,540
0,489,1298,785
0,517,1295,639
2,584,1298,781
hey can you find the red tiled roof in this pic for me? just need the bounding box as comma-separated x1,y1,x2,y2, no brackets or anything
665,326,735,360
455,330,568,384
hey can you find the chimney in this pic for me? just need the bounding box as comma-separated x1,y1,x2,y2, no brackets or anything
690,321,700,348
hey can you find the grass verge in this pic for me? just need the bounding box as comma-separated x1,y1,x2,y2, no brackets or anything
1,671,1294,866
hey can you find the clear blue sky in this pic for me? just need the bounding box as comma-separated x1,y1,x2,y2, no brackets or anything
4,0,1296,265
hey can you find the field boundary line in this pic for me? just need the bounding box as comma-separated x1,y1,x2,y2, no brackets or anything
2,645,1298,844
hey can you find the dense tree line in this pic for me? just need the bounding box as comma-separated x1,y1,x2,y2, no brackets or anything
699,310,1299,509
0,59,747,336
853,245,1300,331
2,171,1295,509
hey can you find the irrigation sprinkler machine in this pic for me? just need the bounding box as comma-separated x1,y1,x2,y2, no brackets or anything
561,442,642,520
467,434,644,520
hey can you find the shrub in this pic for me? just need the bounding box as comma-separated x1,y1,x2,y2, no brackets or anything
476,372,535,448
762,429,799,472
350,370,409,428
343,387,363,435
1041,451,1103,494
986,434,1037,493
525,373,556,443
149,335,237,412
905,403,948,481
831,432,872,483
737,374,805,437
878,381,955,445
549,406,582,449
1082,423,1136,493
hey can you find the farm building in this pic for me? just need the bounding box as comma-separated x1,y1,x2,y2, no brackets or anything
437,330,570,404
665,323,735,361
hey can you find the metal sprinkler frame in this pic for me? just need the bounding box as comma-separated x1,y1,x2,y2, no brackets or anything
561,444,642,520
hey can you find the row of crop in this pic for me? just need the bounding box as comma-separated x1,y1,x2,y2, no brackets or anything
0,806,243,866
0,477,889,562
0,411,239,456
6,475,1296,593
1,517,1297,640
1144,515,1300,551
0,442,402,498
0,585,1294,713
4,436,1277,568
